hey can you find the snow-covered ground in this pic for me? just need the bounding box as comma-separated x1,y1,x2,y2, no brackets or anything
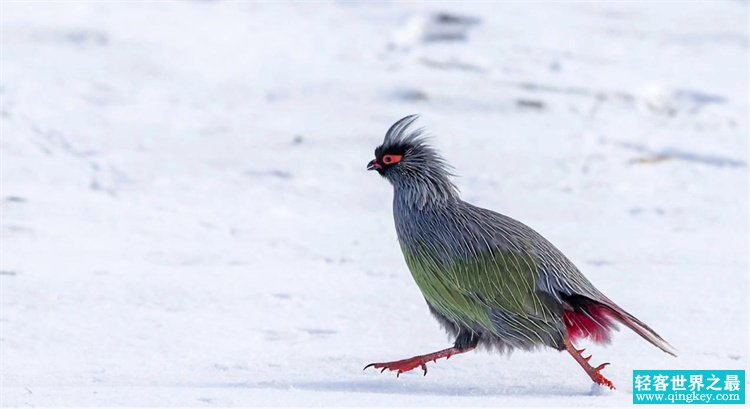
1,1,748,406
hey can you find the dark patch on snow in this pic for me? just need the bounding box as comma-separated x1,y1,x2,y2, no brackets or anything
265,91,289,102
32,29,109,47
263,330,282,341
674,89,726,105
389,12,481,50
389,88,428,102
243,169,293,179
515,99,546,111
323,256,352,264
90,179,117,196
420,58,486,73
65,30,109,46
621,142,746,168
643,89,727,116
2,224,34,235
628,207,665,216
301,328,337,336
586,260,614,266
213,363,249,371
422,13,481,42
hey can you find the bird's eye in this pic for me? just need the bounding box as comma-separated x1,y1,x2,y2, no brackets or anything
382,154,402,165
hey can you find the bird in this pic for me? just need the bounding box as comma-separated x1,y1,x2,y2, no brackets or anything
363,115,676,389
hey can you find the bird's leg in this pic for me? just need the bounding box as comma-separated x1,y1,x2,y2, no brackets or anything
364,331,478,377
564,338,615,389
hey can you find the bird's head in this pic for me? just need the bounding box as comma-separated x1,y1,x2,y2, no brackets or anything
367,114,441,177
368,115,458,206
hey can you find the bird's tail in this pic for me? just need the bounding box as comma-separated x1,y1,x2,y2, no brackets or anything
602,301,678,357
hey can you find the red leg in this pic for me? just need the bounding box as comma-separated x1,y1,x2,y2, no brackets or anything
564,338,616,389
364,346,473,377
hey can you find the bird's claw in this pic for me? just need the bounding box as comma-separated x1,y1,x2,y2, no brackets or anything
595,362,610,371
363,359,429,377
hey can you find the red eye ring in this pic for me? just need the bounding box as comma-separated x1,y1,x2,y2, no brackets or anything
382,154,402,165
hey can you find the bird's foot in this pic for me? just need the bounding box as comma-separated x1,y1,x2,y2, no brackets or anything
591,363,615,389
364,346,466,377
363,357,429,377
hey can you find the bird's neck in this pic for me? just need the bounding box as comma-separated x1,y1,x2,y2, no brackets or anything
392,173,459,210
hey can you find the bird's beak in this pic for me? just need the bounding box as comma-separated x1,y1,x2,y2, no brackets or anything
367,159,381,171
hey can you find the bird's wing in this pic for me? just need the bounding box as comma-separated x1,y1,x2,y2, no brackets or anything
465,203,606,303
402,239,566,348
401,203,585,346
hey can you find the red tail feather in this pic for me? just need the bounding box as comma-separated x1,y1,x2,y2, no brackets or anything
563,295,677,356
563,305,615,343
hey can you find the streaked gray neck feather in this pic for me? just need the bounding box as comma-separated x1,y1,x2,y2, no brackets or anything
389,160,458,210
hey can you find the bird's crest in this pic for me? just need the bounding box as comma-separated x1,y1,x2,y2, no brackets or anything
382,114,426,149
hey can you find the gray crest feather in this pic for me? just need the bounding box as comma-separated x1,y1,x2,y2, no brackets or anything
383,114,421,147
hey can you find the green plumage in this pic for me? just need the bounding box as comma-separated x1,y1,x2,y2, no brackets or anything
401,243,564,346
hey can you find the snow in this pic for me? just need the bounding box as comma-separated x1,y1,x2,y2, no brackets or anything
1,0,748,406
